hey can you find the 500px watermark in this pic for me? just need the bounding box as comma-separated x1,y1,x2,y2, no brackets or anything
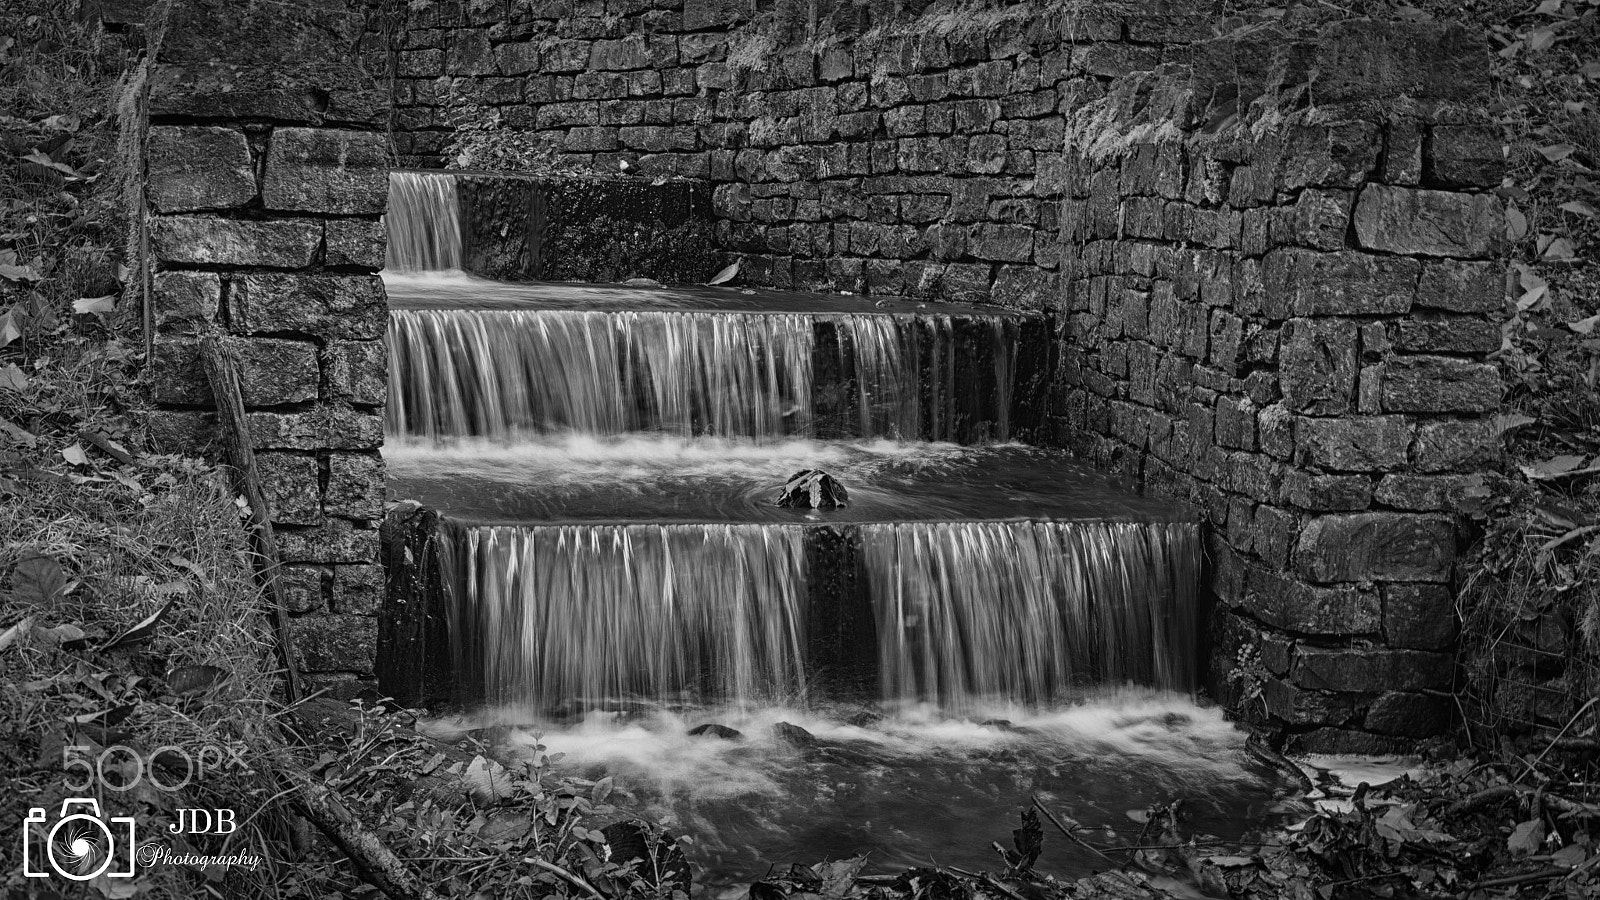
20,743,260,881
60,741,250,792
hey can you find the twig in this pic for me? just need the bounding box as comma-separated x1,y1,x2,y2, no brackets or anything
525,857,607,900
946,866,1029,900
1465,868,1565,890
292,776,443,900
1527,698,1600,777
198,332,302,703
1031,795,1119,864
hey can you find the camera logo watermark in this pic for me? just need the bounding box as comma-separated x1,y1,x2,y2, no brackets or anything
23,799,136,881
21,743,263,881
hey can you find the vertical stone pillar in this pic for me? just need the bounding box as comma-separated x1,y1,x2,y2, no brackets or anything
140,0,390,696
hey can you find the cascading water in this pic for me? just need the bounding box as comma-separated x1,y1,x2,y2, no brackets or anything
387,308,1021,443
383,170,1280,887
385,171,463,273
451,523,809,707
865,521,1199,708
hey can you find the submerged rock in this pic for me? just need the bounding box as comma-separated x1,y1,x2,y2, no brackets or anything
688,723,742,740
776,469,848,508
773,721,817,748
843,709,884,728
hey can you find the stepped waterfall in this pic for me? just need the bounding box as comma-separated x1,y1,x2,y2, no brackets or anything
381,170,1272,885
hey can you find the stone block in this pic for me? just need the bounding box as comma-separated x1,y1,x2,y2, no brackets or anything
231,274,386,340
1427,125,1503,187
1309,20,1482,104
326,452,385,519
1294,512,1455,583
150,216,321,268
1262,249,1418,317
1383,116,1423,186
1375,474,1480,511
152,271,221,333
1412,418,1498,472
1380,356,1501,413
325,219,387,269
292,614,377,674
1395,315,1499,353
1264,677,1363,726
263,128,387,214
1294,646,1454,692
1415,260,1502,313
151,336,319,407
1279,318,1358,415
257,451,321,526
971,224,1032,262
1283,470,1372,511
1354,184,1502,258
247,409,384,450
277,520,380,564
1292,189,1352,251
281,564,329,614
1295,415,1412,472
1282,121,1380,190
1245,565,1381,635
1365,691,1452,737
1383,583,1458,650
147,126,256,213
333,564,383,615
324,340,386,406
1287,727,1411,755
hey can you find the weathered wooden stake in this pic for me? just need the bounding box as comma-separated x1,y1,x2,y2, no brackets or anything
198,331,303,703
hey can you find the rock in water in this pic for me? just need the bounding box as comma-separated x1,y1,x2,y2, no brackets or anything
773,721,817,748
688,723,742,740
776,469,848,508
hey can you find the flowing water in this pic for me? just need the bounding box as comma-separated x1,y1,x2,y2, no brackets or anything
383,172,1285,889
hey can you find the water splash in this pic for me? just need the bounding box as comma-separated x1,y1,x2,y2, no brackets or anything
388,309,1021,442
386,171,463,273
450,523,810,707
864,521,1200,710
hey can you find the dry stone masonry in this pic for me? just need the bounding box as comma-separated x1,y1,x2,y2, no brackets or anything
1057,19,1504,752
136,0,393,694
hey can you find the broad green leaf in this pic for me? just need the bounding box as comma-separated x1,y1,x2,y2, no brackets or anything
1506,206,1529,240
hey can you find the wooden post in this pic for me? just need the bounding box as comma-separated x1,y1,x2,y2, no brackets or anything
198,332,303,702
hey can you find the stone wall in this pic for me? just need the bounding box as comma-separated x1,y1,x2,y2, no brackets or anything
366,0,1212,307
136,0,392,694
1055,19,1504,751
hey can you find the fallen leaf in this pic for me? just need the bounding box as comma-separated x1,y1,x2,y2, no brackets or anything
1508,818,1545,855
0,364,27,391
166,664,230,696
7,555,70,606
1538,143,1577,162
1506,206,1529,240
1523,454,1587,478
1552,844,1589,868
61,443,90,466
98,597,178,653
1560,199,1598,218
707,260,741,285
1494,412,1538,433
1543,236,1577,260
0,309,21,347
0,617,32,652
1570,313,1600,335
72,295,116,316
22,149,79,177
462,754,514,804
